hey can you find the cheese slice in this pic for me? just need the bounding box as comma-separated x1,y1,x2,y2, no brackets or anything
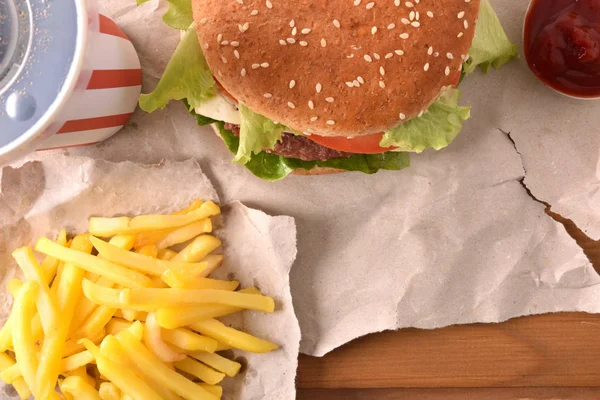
194,93,241,125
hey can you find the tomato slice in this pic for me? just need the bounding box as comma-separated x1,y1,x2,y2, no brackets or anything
308,132,397,154
214,77,239,104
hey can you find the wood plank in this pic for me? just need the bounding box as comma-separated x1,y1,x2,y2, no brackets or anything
297,387,600,400
297,312,600,389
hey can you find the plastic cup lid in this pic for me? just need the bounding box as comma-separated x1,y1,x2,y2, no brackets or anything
0,0,81,153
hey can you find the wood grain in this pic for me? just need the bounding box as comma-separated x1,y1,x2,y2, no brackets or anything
297,210,600,393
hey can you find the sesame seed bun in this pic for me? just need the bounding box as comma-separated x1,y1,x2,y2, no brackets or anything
209,123,345,175
194,0,480,137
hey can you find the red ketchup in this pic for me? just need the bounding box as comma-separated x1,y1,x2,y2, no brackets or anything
524,0,600,98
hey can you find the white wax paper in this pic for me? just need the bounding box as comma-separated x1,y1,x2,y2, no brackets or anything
0,156,300,399
9,0,600,365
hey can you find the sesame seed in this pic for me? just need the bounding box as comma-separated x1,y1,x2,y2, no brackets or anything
264,93,273,98
251,9,259,15
379,81,386,88
289,80,296,89
388,23,396,29
416,11,420,20
243,22,249,30
354,0,361,5
399,113,406,120
288,102,295,109
279,39,287,45
310,116,318,122
221,40,229,45
221,56,228,64
236,0,243,4
241,68,247,76
427,11,434,18
401,18,410,25
395,49,404,55
234,50,240,59
385,52,394,59
445,66,450,76
406,1,414,6
266,0,273,8
321,38,327,47
457,11,465,18
333,19,341,28
302,28,312,34
424,63,430,71
374,53,381,60
371,26,378,35
347,54,355,58
464,20,469,29
457,32,464,37
434,52,440,57
380,66,385,76
200,18,208,24
418,110,424,117
326,120,336,125
357,76,365,84
217,33,223,42
316,83,322,93
290,19,295,28
447,53,454,59
261,62,269,68
366,2,375,9
231,41,240,47
411,21,420,27
300,41,308,46
460,54,467,60
364,54,373,62
410,11,415,20
308,100,315,109
394,0,400,5
204,43,209,49
345,82,354,87
287,38,296,43
399,33,409,39
326,97,334,103
252,63,260,69
428,46,433,55
291,27,297,35
218,70,223,77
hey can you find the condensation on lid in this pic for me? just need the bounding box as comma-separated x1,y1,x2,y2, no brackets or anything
0,0,80,149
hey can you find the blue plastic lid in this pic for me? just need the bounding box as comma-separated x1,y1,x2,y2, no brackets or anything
0,0,86,161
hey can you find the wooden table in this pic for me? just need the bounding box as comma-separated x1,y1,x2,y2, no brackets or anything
296,210,600,399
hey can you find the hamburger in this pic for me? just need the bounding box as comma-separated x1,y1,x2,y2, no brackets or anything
139,0,517,180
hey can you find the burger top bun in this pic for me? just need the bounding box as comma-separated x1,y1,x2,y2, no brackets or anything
194,0,480,137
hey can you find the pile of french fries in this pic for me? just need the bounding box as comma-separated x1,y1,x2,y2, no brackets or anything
0,199,279,399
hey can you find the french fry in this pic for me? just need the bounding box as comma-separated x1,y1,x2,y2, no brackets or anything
115,329,218,400
189,319,279,353
108,234,136,251
157,249,177,261
156,288,260,329
120,287,275,313
135,244,158,258
198,384,223,398
106,318,217,353
100,335,180,400
67,366,96,388
89,201,220,237
133,230,170,250
61,350,95,373
12,247,60,336
144,313,186,363
155,219,212,249
186,351,242,377
99,382,121,400
11,281,39,394
41,228,67,284
171,235,221,263
60,375,101,400
173,199,204,215
83,339,163,400
0,362,19,383
161,273,239,291
150,276,169,288
70,276,116,336
91,236,210,277
0,352,30,399
63,329,105,357
7,278,22,296
73,302,117,339
174,357,225,385
37,234,93,398
215,342,232,352
36,237,152,288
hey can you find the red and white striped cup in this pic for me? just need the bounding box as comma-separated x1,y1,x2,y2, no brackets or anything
0,0,141,164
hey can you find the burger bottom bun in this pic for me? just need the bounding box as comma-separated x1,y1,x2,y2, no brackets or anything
209,124,345,176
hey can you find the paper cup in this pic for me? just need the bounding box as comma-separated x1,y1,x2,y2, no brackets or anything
0,0,142,165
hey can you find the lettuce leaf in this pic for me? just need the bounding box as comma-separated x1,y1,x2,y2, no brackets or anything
463,0,519,75
139,23,216,113
212,121,410,181
162,0,194,30
233,104,285,165
380,89,471,153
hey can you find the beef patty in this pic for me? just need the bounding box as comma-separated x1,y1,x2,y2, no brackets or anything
224,123,352,162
